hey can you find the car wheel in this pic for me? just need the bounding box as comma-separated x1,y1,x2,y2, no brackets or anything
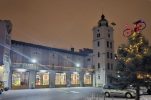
0,90,2,94
4,87,9,91
125,93,132,98
147,89,151,95
105,92,110,97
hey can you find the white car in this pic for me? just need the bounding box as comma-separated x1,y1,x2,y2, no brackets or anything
103,84,138,98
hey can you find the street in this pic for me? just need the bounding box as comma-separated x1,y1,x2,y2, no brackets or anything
0,87,151,100
0,87,102,100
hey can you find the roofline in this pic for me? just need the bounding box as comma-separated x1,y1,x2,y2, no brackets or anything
11,40,88,56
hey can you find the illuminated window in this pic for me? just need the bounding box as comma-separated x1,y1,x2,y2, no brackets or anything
55,73,66,85
71,72,79,84
12,71,29,87
36,72,49,85
84,73,91,84
0,66,4,81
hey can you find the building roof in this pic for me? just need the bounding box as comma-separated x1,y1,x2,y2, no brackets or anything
11,40,91,56
98,14,108,27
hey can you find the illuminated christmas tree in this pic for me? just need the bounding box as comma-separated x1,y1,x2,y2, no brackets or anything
116,20,151,99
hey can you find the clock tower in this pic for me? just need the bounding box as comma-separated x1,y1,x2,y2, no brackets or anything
92,15,115,87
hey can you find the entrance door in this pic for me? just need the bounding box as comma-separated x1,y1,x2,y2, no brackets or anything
71,72,80,86
12,71,29,89
55,73,66,87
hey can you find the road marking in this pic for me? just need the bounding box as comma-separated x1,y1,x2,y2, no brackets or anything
70,91,79,94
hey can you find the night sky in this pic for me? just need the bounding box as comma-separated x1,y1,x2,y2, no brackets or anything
0,0,151,52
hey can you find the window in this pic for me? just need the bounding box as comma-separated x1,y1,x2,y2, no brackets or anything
107,41,109,48
110,42,112,48
36,72,49,85
107,63,110,70
55,73,66,85
108,29,110,32
98,75,100,79
110,53,113,59
107,52,109,58
12,71,29,87
84,73,91,85
97,41,100,47
71,73,79,85
98,63,100,69
87,58,91,61
108,33,110,38
98,52,100,57
97,33,100,38
111,64,113,70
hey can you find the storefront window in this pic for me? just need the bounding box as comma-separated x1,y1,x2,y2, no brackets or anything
12,71,29,86
71,72,79,84
84,73,91,84
0,66,4,81
55,73,66,85
36,72,49,85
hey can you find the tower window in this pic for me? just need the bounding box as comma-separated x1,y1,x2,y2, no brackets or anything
98,75,100,79
87,58,91,61
110,53,113,59
98,63,100,69
97,41,100,47
107,63,110,70
107,52,109,59
97,33,100,38
108,33,110,38
98,52,100,57
107,41,109,48
111,64,113,70
110,42,112,48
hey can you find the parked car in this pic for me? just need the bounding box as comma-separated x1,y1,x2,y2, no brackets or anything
103,84,140,98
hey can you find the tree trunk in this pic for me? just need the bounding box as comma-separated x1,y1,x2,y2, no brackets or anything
135,83,140,100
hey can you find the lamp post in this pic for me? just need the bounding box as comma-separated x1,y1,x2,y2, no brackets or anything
31,59,37,64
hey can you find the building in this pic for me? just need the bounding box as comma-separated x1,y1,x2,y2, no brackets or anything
0,15,115,89
92,15,115,87
10,40,93,89
0,20,12,88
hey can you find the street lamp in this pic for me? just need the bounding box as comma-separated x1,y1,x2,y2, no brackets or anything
31,59,37,63
75,63,80,67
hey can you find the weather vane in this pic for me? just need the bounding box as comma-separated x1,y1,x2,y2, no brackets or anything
123,19,146,37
